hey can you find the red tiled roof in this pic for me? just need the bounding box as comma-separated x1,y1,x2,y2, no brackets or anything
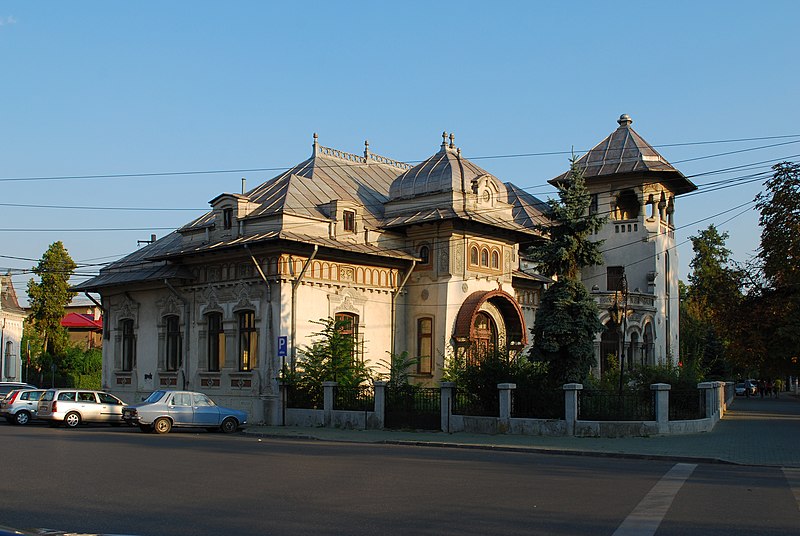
61,313,102,330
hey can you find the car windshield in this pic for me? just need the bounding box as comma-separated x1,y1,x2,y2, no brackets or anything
144,390,167,404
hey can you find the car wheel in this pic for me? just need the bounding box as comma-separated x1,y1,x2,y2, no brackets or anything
220,417,238,434
64,412,81,428
139,424,153,433
153,417,172,434
14,411,31,425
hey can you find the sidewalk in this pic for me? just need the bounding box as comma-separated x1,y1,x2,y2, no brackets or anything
244,394,800,467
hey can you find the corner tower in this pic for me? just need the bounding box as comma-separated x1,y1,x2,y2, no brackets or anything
552,115,697,373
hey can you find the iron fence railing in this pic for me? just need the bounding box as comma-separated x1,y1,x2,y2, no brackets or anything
452,389,498,417
334,385,374,411
578,389,656,421
511,388,565,419
385,386,440,430
669,389,707,421
284,384,322,410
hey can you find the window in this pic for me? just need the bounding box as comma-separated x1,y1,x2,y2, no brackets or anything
480,248,489,267
78,392,97,403
470,246,479,266
165,315,182,372
607,266,624,292
98,393,122,405
223,207,233,230
238,310,258,371
335,312,359,363
419,245,430,265
121,319,136,371
170,392,192,406
491,250,500,270
417,317,433,374
207,312,225,372
193,393,214,406
343,210,355,232
590,194,599,215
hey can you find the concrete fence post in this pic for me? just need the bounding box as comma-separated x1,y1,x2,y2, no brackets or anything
651,383,671,434
440,382,455,433
563,383,583,437
697,382,715,421
373,381,387,429
498,383,516,426
323,381,337,427
278,380,287,426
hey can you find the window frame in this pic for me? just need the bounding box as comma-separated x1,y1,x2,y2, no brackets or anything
121,319,136,372
207,312,225,372
607,266,624,292
334,312,360,363
342,210,356,232
164,314,182,372
238,310,258,372
416,317,433,375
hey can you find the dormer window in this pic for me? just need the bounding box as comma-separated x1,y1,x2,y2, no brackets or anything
223,208,233,230
343,210,355,232
419,245,430,265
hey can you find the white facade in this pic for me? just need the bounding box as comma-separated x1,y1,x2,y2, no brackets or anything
1,274,27,382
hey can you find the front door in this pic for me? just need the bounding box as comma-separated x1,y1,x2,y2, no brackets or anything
473,312,497,358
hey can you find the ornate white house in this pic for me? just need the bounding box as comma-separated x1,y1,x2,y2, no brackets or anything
1,273,26,383
75,115,695,423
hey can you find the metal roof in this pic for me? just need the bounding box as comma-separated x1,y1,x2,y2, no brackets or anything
551,115,698,195
0,274,25,315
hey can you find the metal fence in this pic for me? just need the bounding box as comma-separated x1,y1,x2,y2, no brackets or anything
452,389,498,417
511,388,564,419
285,384,321,410
385,386,440,430
333,385,374,411
668,389,706,421
578,389,656,421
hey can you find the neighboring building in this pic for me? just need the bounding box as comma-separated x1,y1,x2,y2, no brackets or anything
75,116,694,424
1,273,27,382
61,299,103,350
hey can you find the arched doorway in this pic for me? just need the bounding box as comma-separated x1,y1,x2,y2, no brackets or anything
600,322,619,376
473,312,497,358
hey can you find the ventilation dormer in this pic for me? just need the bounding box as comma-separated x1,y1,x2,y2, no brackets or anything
209,193,256,237
321,199,362,238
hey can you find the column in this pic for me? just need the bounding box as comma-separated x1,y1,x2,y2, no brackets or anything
440,382,455,433
563,383,583,437
373,381,387,430
651,383,670,434
498,383,516,424
323,381,337,427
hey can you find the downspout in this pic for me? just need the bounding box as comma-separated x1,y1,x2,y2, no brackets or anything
244,244,272,394
164,279,190,390
291,245,318,370
391,260,416,357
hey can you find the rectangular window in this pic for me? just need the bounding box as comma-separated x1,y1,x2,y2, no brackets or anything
165,315,182,372
207,312,225,372
238,311,258,371
607,266,624,292
589,194,599,215
417,317,433,374
121,319,136,371
343,210,355,232
223,208,233,230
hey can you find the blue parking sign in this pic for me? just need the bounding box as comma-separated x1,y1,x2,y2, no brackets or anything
278,336,287,357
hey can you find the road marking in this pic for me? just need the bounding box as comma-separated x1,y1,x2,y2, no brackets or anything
613,463,697,536
783,468,800,512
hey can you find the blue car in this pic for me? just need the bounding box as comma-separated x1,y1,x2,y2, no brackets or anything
122,390,247,434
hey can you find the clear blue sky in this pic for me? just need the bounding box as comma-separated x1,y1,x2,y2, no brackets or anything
2,1,798,302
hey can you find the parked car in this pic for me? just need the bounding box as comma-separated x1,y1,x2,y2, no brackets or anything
1,388,46,424
0,382,38,397
37,389,126,428
122,390,247,434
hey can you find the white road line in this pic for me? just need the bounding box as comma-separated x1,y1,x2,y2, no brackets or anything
613,463,698,536
783,468,800,512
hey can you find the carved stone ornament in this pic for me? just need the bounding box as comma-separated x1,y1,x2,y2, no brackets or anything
439,245,449,273
454,243,464,272
340,266,355,282
201,285,223,315
156,294,182,317
118,295,138,322
233,282,255,311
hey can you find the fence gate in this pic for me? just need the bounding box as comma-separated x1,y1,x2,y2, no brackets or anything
384,386,440,430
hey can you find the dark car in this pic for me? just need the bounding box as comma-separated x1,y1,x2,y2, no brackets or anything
122,390,247,434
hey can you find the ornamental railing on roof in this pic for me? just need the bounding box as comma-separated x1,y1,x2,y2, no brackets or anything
317,145,411,171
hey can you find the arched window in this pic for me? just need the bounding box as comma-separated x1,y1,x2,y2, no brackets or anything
480,248,489,267
207,312,224,372
472,312,497,362
491,250,500,270
643,323,655,366
470,246,479,266
238,310,258,371
165,315,182,372
335,312,359,363
615,189,640,220
419,245,430,265
121,319,136,372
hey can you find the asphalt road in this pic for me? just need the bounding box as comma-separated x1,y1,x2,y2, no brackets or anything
1,423,799,536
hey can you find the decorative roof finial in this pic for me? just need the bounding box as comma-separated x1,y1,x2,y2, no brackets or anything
618,114,633,127
441,131,448,149
449,132,455,149
312,132,319,155
364,139,370,159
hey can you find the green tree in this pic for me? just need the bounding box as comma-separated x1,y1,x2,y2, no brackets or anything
26,241,77,355
295,317,373,391
526,159,606,385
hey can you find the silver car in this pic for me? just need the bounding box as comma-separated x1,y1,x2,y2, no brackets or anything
36,389,126,428
0,389,46,425
122,390,247,434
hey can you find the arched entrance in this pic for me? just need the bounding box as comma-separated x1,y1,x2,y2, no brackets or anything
473,312,498,356
453,290,526,364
